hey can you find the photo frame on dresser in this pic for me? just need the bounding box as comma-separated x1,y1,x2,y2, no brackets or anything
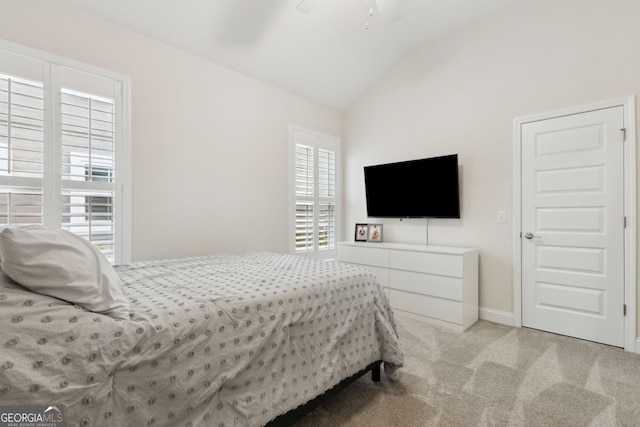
354,223,368,242
367,224,383,242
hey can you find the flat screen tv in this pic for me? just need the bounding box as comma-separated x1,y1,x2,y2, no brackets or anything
364,154,460,218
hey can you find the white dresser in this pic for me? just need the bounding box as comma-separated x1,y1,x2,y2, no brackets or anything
337,241,478,331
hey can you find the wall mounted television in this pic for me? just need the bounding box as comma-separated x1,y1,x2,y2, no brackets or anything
364,154,460,218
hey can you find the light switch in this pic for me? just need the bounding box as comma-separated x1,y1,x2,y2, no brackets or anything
497,211,507,224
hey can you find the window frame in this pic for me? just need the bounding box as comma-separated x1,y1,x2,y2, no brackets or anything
289,125,340,260
0,40,132,263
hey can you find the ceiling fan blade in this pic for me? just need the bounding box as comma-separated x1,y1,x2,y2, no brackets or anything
296,0,319,13
376,0,401,24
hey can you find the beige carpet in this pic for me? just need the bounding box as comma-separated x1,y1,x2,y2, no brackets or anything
293,313,640,427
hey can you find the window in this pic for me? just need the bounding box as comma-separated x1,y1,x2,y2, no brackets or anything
0,74,44,226
290,126,339,259
0,42,130,263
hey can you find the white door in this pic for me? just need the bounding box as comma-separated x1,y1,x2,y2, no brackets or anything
521,106,625,347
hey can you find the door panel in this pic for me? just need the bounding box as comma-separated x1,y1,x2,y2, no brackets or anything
521,106,625,347
535,282,603,315
537,207,604,233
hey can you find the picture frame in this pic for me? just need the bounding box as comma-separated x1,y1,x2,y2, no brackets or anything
367,224,383,243
354,223,368,242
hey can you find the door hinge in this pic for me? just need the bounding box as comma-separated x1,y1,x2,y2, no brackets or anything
621,128,627,142
624,216,627,228
624,304,627,316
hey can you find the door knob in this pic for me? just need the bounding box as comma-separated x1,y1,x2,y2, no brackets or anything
524,232,538,239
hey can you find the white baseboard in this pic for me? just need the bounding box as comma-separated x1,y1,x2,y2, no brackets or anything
478,309,640,353
479,307,514,326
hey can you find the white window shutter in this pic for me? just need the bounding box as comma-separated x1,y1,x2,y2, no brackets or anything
0,44,130,263
318,148,334,198
295,202,314,253
317,201,335,251
0,74,45,225
290,127,339,259
60,89,117,261
295,144,314,253
295,144,314,198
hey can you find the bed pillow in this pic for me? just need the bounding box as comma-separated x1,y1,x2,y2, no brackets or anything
0,225,130,320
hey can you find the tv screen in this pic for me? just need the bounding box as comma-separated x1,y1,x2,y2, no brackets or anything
364,154,460,218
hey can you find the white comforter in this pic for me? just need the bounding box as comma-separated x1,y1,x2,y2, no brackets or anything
0,252,403,426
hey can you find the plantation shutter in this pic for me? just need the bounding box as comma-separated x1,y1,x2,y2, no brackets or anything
0,74,45,225
317,148,335,251
291,127,339,259
0,45,130,263
295,144,314,252
61,88,117,260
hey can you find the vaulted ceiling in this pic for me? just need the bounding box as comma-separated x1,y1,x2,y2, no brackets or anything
61,0,522,110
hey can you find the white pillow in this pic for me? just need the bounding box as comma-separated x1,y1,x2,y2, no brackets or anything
0,225,130,320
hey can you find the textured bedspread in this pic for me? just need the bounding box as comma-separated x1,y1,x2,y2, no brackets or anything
0,252,403,426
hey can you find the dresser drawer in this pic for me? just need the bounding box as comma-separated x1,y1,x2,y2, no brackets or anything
389,250,463,277
390,289,463,325
390,269,462,301
338,244,389,268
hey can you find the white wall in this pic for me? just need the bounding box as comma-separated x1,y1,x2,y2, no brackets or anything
0,0,342,261
343,0,640,325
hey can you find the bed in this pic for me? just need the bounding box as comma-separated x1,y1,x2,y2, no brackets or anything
0,226,403,427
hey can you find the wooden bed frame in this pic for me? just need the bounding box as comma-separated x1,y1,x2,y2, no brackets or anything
266,361,382,426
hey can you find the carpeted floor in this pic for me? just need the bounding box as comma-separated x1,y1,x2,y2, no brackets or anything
293,313,640,427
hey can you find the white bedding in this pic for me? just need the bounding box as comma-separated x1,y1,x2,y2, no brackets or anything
0,251,403,426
